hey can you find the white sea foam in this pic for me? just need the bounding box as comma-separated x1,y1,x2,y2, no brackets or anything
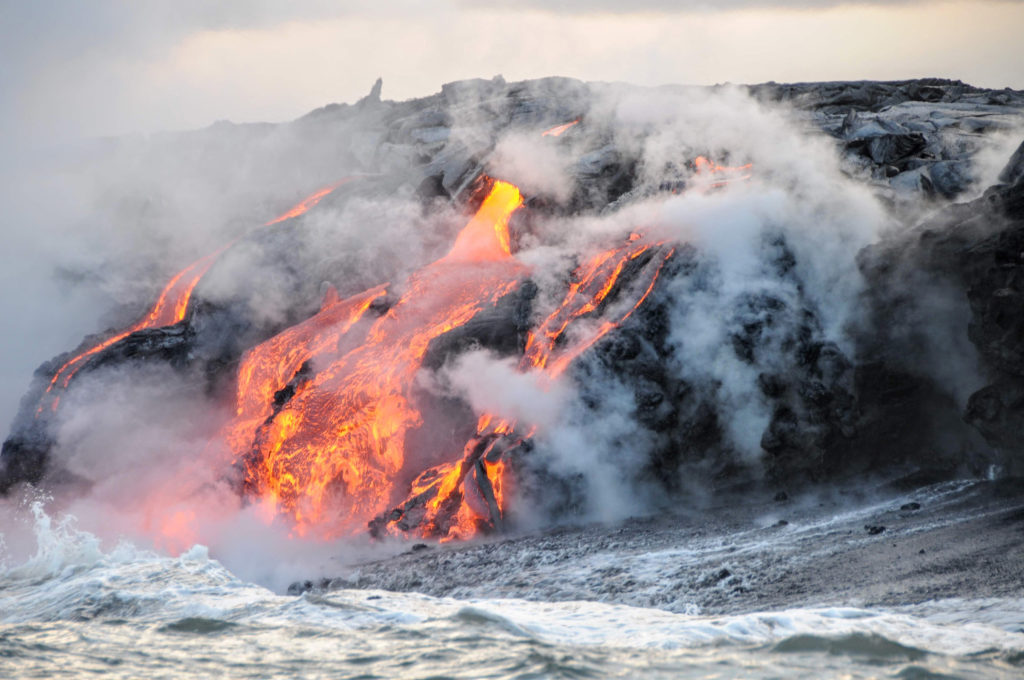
2,503,1021,663
307,590,1024,657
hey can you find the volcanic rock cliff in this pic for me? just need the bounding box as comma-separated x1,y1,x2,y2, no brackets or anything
2,77,1024,539
859,137,1024,475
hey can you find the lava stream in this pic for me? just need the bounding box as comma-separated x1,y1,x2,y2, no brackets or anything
225,284,388,455
693,155,753,188
382,235,675,541
39,247,226,413
239,181,526,537
37,180,350,414
541,118,581,137
264,178,353,226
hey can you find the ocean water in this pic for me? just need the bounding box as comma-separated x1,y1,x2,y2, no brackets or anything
2,503,1023,679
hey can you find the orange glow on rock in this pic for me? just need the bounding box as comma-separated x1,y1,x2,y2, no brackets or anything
440,181,521,263
39,246,227,413
225,284,388,456
381,234,674,542
693,156,753,188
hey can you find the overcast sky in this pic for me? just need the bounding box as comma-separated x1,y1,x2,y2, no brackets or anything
2,0,1023,141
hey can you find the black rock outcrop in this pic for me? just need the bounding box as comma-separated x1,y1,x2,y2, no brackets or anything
858,140,1024,475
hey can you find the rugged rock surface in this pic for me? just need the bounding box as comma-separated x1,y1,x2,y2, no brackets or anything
749,79,1024,201
859,139,1024,475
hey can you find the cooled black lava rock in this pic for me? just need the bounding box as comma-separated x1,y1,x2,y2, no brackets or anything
0,432,51,494
748,78,1016,114
749,79,1024,201
421,281,536,371
1000,141,1024,186
857,139,1024,474
0,321,195,492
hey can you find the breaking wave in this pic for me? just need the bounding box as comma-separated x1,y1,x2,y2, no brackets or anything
2,502,1023,679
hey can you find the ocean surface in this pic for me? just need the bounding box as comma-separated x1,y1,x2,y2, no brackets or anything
2,501,1023,679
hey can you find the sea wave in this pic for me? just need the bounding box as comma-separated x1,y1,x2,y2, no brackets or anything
3,502,1023,679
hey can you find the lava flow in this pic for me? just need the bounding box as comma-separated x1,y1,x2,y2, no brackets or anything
38,247,225,413
264,178,352,226
224,283,388,455
347,158,744,541
37,181,350,414
237,180,526,537
694,155,753,188
379,235,675,542
541,117,581,137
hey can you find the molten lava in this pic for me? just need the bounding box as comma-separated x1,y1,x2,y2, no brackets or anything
541,118,581,137
37,181,351,414
264,179,352,226
693,156,753,188
225,284,388,455
39,247,226,413
238,180,526,537
380,235,675,542
528,240,674,379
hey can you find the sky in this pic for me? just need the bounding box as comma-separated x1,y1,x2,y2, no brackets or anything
1,0,1023,141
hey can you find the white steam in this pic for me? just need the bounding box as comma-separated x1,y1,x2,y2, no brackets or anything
435,84,888,524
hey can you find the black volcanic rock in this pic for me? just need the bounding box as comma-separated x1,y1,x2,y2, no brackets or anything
747,78,1010,114
0,321,195,492
999,140,1024,186
856,140,1024,474
0,431,51,494
747,79,1024,202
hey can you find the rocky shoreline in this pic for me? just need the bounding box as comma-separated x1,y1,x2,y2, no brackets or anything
299,476,1024,615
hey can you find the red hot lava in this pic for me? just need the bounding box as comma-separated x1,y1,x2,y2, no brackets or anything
38,155,742,545
378,234,675,542
263,179,352,226
693,156,753,188
234,180,526,537
37,181,350,414
233,160,748,542
541,118,581,137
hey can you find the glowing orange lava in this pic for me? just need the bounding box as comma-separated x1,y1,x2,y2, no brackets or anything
238,180,526,537
541,118,581,137
37,181,350,415
264,178,352,226
38,247,227,413
382,234,675,542
693,156,753,188
225,284,388,455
